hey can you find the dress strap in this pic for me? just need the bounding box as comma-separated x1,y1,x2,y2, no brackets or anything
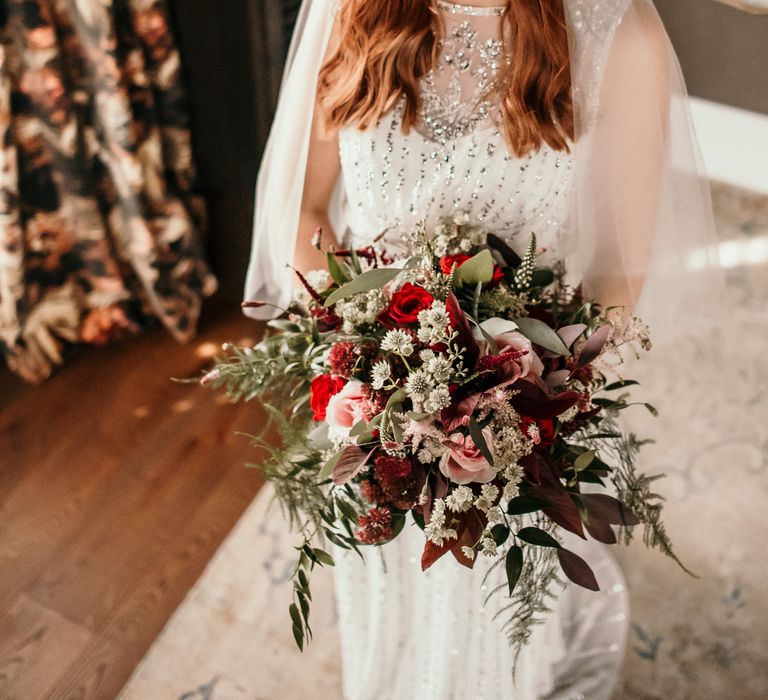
434,0,507,17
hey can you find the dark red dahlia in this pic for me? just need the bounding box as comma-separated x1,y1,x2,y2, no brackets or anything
355,507,393,544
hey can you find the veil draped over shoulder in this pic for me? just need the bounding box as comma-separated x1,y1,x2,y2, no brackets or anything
244,0,733,347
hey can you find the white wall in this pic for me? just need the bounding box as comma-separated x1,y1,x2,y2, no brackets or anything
690,97,768,194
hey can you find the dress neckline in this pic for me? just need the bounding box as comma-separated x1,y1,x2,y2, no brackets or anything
434,0,508,17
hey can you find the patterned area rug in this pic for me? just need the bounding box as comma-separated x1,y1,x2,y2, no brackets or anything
120,184,768,700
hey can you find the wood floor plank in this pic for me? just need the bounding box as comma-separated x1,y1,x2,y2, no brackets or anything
0,305,268,699
0,595,92,700
46,465,263,700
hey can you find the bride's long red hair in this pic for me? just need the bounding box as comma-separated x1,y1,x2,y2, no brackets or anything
317,0,573,157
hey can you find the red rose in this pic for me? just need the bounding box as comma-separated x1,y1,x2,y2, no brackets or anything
521,416,556,446
378,282,434,328
310,374,346,421
439,253,472,275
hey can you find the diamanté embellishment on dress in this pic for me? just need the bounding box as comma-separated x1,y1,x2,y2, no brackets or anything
418,18,509,144
435,0,507,17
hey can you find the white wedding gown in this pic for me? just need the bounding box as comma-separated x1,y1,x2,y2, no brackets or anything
330,5,629,700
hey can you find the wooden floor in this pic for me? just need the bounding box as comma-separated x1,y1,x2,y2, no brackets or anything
0,304,267,699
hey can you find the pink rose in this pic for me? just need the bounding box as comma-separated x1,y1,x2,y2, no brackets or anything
439,430,496,485
325,380,367,433
479,318,544,385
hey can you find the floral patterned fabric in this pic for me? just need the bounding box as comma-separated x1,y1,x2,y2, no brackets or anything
0,0,217,383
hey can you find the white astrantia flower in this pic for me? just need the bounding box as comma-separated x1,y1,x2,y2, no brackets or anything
370,360,391,390
445,485,475,513
481,537,498,557
474,483,500,512
461,546,476,561
502,463,525,501
417,300,451,344
405,368,433,406
381,329,414,356
424,354,453,383
425,301,450,329
417,438,447,464
486,506,504,525
423,385,451,413
336,289,385,333
424,498,458,547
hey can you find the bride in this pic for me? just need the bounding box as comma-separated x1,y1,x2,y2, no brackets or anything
245,0,722,697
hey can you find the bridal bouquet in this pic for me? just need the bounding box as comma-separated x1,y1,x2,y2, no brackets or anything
202,216,683,656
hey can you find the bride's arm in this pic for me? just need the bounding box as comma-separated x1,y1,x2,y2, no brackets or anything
577,0,671,315
295,107,341,275
294,17,342,276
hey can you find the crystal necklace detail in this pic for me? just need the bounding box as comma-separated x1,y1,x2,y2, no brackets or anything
415,13,509,144
434,0,507,17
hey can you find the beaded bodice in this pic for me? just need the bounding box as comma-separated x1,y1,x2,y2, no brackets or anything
337,1,576,265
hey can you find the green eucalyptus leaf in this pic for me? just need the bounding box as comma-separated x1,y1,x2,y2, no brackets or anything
407,411,432,421
327,251,348,285
324,528,350,550
456,249,495,286
574,449,596,473
507,495,549,515
505,545,524,596
325,267,409,307
390,512,407,540
297,590,311,628
289,602,302,630
515,317,571,356
349,419,369,437
603,379,640,391
385,388,408,410
313,548,335,566
491,524,510,546
517,527,561,549
335,496,360,523
318,450,343,480
468,417,494,467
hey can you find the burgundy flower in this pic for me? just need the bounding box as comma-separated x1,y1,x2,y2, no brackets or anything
328,341,358,379
378,283,434,328
521,416,556,446
355,507,393,544
372,455,424,509
374,454,412,480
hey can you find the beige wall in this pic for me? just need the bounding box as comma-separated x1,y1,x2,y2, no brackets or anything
654,0,768,115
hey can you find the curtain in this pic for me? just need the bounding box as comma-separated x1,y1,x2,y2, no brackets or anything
0,0,217,384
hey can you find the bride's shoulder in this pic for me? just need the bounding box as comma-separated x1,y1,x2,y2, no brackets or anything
567,0,667,61
565,0,633,36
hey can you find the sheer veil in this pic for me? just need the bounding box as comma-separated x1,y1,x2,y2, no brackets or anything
244,0,738,349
